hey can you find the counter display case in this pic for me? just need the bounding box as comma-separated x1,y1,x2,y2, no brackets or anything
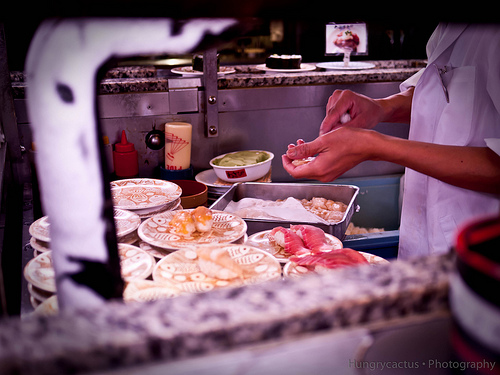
0,48,461,375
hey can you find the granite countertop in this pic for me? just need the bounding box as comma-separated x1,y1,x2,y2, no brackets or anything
10,60,425,98
0,251,454,375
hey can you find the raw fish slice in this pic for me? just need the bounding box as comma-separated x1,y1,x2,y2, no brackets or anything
290,248,368,269
192,206,213,232
268,227,310,256
338,248,370,264
290,224,334,253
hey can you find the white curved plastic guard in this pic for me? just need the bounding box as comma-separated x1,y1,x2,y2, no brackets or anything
25,18,237,310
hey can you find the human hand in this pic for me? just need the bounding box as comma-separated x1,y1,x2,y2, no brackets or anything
283,127,377,182
320,89,385,135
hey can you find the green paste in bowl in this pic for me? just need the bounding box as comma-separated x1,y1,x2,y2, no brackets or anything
212,151,270,167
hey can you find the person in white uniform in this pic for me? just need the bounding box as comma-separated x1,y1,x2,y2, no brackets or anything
282,23,500,259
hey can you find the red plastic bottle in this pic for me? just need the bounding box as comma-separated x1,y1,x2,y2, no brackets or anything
113,130,139,178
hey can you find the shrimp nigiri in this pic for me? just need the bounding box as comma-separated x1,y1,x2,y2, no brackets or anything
268,226,310,256
168,211,196,236
192,206,213,233
290,224,340,253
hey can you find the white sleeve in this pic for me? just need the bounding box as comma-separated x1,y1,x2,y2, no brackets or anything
399,68,425,92
485,138,500,156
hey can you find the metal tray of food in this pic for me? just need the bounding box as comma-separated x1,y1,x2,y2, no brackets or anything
210,182,359,239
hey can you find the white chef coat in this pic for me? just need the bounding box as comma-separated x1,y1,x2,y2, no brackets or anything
398,23,500,259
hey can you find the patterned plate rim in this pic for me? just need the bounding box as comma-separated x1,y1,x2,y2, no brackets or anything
23,251,56,293
152,244,281,287
29,216,51,243
138,209,247,250
246,229,343,263
118,243,156,281
283,251,390,277
114,208,141,237
110,178,182,210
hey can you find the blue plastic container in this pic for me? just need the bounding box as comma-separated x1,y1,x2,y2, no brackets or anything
334,175,402,259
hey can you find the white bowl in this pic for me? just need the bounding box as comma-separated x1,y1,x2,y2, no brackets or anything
209,150,274,183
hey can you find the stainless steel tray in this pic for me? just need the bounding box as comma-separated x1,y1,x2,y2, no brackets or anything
210,182,359,239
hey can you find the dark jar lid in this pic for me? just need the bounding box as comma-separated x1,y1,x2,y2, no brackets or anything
454,215,500,307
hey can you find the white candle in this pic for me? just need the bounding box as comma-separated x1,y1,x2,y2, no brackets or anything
165,122,192,170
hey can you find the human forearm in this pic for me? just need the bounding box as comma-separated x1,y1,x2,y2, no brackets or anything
320,87,414,135
374,132,500,195
284,126,500,195
375,87,414,124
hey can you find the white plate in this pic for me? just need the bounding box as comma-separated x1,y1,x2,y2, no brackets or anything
34,295,58,316
316,61,375,70
30,296,42,309
171,66,236,76
30,237,50,253
246,229,343,263
110,178,182,212
29,209,143,245
256,63,316,73
138,209,247,250
152,244,281,294
138,240,175,259
283,252,389,278
195,169,233,191
29,216,51,243
23,246,157,293
134,197,182,220
23,251,56,293
28,283,54,302
118,243,156,281
123,279,182,302
114,208,141,237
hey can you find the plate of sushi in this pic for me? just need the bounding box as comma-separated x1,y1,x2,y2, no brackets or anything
283,250,389,278
152,244,281,293
246,224,343,263
138,207,247,250
246,224,389,277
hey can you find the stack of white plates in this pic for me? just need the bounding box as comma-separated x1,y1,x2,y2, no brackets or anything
29,209,142,256
110,178,183,219
23,251,56,309
29,216,51,256
24,244,157,311
195,169,233,204
113,209,142,244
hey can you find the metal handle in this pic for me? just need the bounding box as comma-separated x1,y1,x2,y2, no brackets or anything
204,48,219,137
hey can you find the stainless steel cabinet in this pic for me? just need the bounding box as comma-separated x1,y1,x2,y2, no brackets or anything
15,78,409,182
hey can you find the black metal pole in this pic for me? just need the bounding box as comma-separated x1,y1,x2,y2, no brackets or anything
0,23,27,316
